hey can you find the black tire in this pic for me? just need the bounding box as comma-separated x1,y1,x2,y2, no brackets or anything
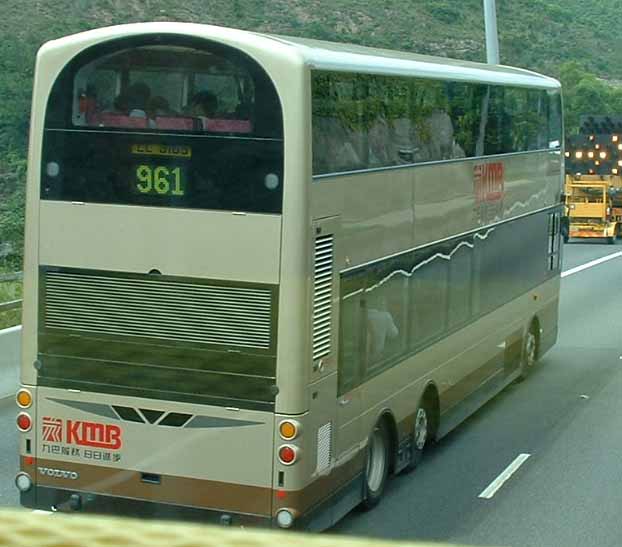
517,321,538,381
359,421,390,511
403,400,432,473
608,236,615,245
561,218,570,243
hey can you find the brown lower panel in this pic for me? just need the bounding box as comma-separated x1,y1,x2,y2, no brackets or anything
441,328,523,413
440,347,503,413
504,330,523,372
28,452,367,520
28,458,271,516
273,449,366,515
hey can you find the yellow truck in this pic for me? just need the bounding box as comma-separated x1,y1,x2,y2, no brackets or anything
563,174,622,243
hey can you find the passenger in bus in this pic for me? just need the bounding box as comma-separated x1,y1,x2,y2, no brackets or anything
185,90,221,130
189,91,219,118
366,295,399,362
146,96,179,128
126,82,151,117
112,92,129,113
147,96,174,118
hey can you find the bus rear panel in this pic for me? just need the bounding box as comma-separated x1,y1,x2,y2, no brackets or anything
20,31,288,526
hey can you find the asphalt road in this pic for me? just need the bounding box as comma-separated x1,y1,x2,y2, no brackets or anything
0,397,18,507
1,242,622,547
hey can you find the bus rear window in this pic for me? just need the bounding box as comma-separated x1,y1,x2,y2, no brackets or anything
42,37,283,213
72,45,256,134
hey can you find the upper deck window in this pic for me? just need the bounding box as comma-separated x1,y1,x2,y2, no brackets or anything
42,37,283,213
312,71,562,176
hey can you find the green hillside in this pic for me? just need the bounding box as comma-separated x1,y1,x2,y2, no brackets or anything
1,0,622,265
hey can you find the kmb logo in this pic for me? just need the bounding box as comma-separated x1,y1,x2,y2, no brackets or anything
42,417,123,450
474,162,505,203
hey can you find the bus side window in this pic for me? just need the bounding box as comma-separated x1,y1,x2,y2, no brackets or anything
312,72,365,174
363,260,409,374
547,90,562,148
447,240,474,329
338,288,365,395
409,251,449,347
365,293,400,366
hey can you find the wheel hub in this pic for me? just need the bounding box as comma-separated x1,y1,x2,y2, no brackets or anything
414,408,428,450
525,332,536,368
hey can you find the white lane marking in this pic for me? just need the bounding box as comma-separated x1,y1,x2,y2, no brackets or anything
478,453,531,500
32,510,53,515
561,251,622,278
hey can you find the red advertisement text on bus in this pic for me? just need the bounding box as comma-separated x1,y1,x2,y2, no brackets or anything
474,162,505,203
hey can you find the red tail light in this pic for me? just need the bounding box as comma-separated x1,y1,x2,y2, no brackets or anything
278,445,298,465
17,413,32,433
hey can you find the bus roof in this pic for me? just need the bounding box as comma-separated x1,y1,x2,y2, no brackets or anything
40,22,560,90
261,33,560,89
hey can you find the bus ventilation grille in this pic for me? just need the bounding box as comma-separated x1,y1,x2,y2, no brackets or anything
43,270,273,350
312,234,334,362
316,422,332,473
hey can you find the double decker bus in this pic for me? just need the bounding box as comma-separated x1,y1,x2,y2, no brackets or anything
16,23,563,530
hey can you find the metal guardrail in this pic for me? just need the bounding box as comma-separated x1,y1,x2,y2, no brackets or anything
0,267,23,399
0,325,21,399
0,299,21,313
0,271,22,313
0,272,22,282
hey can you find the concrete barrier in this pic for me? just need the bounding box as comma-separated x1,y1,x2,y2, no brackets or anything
0,325,21,400
0,509,454,547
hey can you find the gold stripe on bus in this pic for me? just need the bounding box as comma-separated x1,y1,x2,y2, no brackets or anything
131,144,192,158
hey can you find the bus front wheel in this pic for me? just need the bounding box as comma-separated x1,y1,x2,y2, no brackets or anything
359,422,390,510
518,321,539,381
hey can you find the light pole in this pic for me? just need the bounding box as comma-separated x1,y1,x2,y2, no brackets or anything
483,0,500,65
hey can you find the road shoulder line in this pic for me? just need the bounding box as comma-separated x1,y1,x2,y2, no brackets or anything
562,251,622,278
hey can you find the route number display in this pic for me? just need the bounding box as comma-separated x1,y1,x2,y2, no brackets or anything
134,165,186,196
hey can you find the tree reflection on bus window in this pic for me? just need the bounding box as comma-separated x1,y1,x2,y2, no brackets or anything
312,72,562,175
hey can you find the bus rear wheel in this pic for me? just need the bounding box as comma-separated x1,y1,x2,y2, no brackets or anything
404,403,431,473
360,422,390,510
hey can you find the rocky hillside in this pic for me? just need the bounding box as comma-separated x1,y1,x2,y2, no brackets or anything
2,0,620,151
1,0,621,261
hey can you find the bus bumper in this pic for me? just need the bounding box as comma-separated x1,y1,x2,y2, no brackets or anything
569,222,616,238
569,231,607,238
21,486,273,528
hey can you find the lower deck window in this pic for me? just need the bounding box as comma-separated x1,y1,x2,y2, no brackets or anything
338,208,561,394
